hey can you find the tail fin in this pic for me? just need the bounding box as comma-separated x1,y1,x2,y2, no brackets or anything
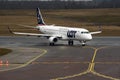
36,8,45,25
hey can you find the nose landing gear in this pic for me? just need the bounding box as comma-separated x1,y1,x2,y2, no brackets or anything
80,41,86,46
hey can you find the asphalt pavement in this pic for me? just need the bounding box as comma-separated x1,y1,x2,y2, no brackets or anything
0,36,120,80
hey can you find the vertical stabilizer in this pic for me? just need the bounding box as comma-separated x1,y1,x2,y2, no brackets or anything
36,8,45,25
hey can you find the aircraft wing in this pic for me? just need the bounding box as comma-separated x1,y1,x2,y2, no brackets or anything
90,31,102,34
16,24,37,29
13,32,62,38
8,26,62,38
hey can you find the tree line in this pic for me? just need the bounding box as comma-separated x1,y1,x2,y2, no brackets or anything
0,0,120,9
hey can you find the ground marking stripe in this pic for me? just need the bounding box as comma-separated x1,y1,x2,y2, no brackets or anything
89,46,110,71
51,46,120,80
51,46,94,80
92,71,120,80
32,61,90,64
95,62,120,64
90,46,120,80
0,49,47,72
51,71,88,80
1,61,120,65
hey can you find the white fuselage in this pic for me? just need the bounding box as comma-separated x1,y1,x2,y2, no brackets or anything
11,8,101,46
37,25,92,41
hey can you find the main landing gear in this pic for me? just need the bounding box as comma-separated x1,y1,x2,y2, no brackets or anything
68,40,86,46
49,40,86,46
68,40,74,46
49,43,55,46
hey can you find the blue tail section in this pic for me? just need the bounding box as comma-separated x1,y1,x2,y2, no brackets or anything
36,8,45,25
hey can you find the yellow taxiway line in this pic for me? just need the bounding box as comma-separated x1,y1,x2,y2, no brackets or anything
52,46,120,80
92,71,120,80
95,62,120,64
0,49,47,72
51,71,88,80
32,61,90,64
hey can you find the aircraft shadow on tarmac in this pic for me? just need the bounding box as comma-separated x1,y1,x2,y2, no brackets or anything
33,42,84,48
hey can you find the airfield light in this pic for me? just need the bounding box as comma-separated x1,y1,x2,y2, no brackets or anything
0,60,3,66
6,60,9,66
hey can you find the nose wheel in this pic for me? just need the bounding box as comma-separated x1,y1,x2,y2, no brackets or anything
82,43,86,46
81,41,86,46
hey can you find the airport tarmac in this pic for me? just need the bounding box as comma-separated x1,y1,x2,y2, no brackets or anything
0,36,120,80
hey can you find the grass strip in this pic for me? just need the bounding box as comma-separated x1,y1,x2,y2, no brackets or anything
0,48,12,56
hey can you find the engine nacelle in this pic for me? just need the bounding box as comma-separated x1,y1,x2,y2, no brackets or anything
49,37,58,43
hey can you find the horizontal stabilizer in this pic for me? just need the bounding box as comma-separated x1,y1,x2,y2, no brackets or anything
16,24,37,29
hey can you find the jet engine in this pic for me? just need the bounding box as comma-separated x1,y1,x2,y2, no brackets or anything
49,37,58,43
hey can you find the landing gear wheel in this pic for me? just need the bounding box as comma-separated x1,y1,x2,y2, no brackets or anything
49,43,54,46
82,43,85,46
81,41,86,46
68,40,74,46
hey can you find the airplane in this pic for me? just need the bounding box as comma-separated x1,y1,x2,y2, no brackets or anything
9,8,102,46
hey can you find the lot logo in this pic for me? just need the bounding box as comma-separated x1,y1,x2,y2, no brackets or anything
67,30,77,38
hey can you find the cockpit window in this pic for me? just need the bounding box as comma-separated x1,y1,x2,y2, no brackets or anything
81,31,89,34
